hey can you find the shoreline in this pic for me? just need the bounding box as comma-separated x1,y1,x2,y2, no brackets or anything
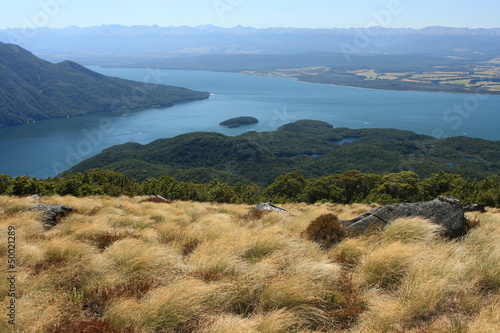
241,71,499,96
97,65,499,96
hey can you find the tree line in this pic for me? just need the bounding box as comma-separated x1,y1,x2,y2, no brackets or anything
1,169,499,207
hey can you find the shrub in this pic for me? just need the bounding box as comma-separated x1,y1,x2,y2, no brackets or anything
303,213,345,248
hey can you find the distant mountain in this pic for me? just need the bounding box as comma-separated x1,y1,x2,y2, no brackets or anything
0,42,209,128
65,120,500,186
1,25,499,64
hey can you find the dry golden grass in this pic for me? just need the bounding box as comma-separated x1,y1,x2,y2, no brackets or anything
0,196,498,332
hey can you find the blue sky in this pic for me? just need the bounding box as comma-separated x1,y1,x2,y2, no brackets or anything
0,0,498,29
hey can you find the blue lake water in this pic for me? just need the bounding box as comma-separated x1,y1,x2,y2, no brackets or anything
0,68,499,178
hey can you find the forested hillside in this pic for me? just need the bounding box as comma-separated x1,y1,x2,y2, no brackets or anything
65,120,500,186
0,43,210,128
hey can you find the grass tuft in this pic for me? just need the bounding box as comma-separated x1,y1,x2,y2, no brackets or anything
383,217,444,244
104,279,217,331
354,242,416,289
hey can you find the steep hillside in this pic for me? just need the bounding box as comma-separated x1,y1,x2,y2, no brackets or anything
65,120,500,185
0,195,498,332
0,42,210,128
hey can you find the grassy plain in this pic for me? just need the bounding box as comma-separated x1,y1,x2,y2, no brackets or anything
0,196,499,332
246,63,500,94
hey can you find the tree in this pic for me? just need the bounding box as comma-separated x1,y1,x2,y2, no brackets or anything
474,175,500,207
367,171,421,204
420,171,463,200
319,170,380,203
143,176,177,198
207,179,236,203
262,171,306,202
301,178,343,203
0,175,13,194
7,176,41,196
56,177,84,196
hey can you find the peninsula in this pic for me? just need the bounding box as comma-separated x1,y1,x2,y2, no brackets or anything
0,42,210,128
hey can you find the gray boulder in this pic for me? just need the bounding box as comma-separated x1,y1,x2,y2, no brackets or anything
463,203,486,213
341,196,466,238
139,195,172,203
254,202,290,214
28,204,73,228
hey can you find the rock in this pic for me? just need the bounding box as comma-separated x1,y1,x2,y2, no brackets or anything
149,195,166,199
27,194,43,199
28,204,73,228
341,196,466,238
139,195,172,204
463,203,486,213
254,202,290,214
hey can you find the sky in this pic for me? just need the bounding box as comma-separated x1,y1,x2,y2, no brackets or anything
0,0,498,30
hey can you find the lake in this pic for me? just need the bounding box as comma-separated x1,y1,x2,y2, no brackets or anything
1,68,499,178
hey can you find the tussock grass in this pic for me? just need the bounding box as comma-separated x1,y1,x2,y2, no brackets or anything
468,295,500,333
354,242,417,289
383,217,444,244
0,196,498,332
105,278,217,331
329,237,373,266
103,238,183,275
197,314,258,333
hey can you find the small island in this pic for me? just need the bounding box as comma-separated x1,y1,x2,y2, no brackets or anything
219,116,259,128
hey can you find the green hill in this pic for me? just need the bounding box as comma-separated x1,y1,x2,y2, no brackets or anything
0,42,209,128
65,120,500,186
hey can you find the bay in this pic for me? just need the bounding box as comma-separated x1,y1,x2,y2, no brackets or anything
0,67,499,179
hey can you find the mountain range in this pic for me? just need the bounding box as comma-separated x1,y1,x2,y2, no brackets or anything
0,42,209,128
1,25,499,64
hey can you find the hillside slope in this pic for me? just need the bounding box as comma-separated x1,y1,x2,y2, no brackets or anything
0,195,498,332
0,42,209,128
65,120,500,185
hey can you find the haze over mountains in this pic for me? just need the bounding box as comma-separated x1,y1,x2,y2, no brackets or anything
1,25,500,63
